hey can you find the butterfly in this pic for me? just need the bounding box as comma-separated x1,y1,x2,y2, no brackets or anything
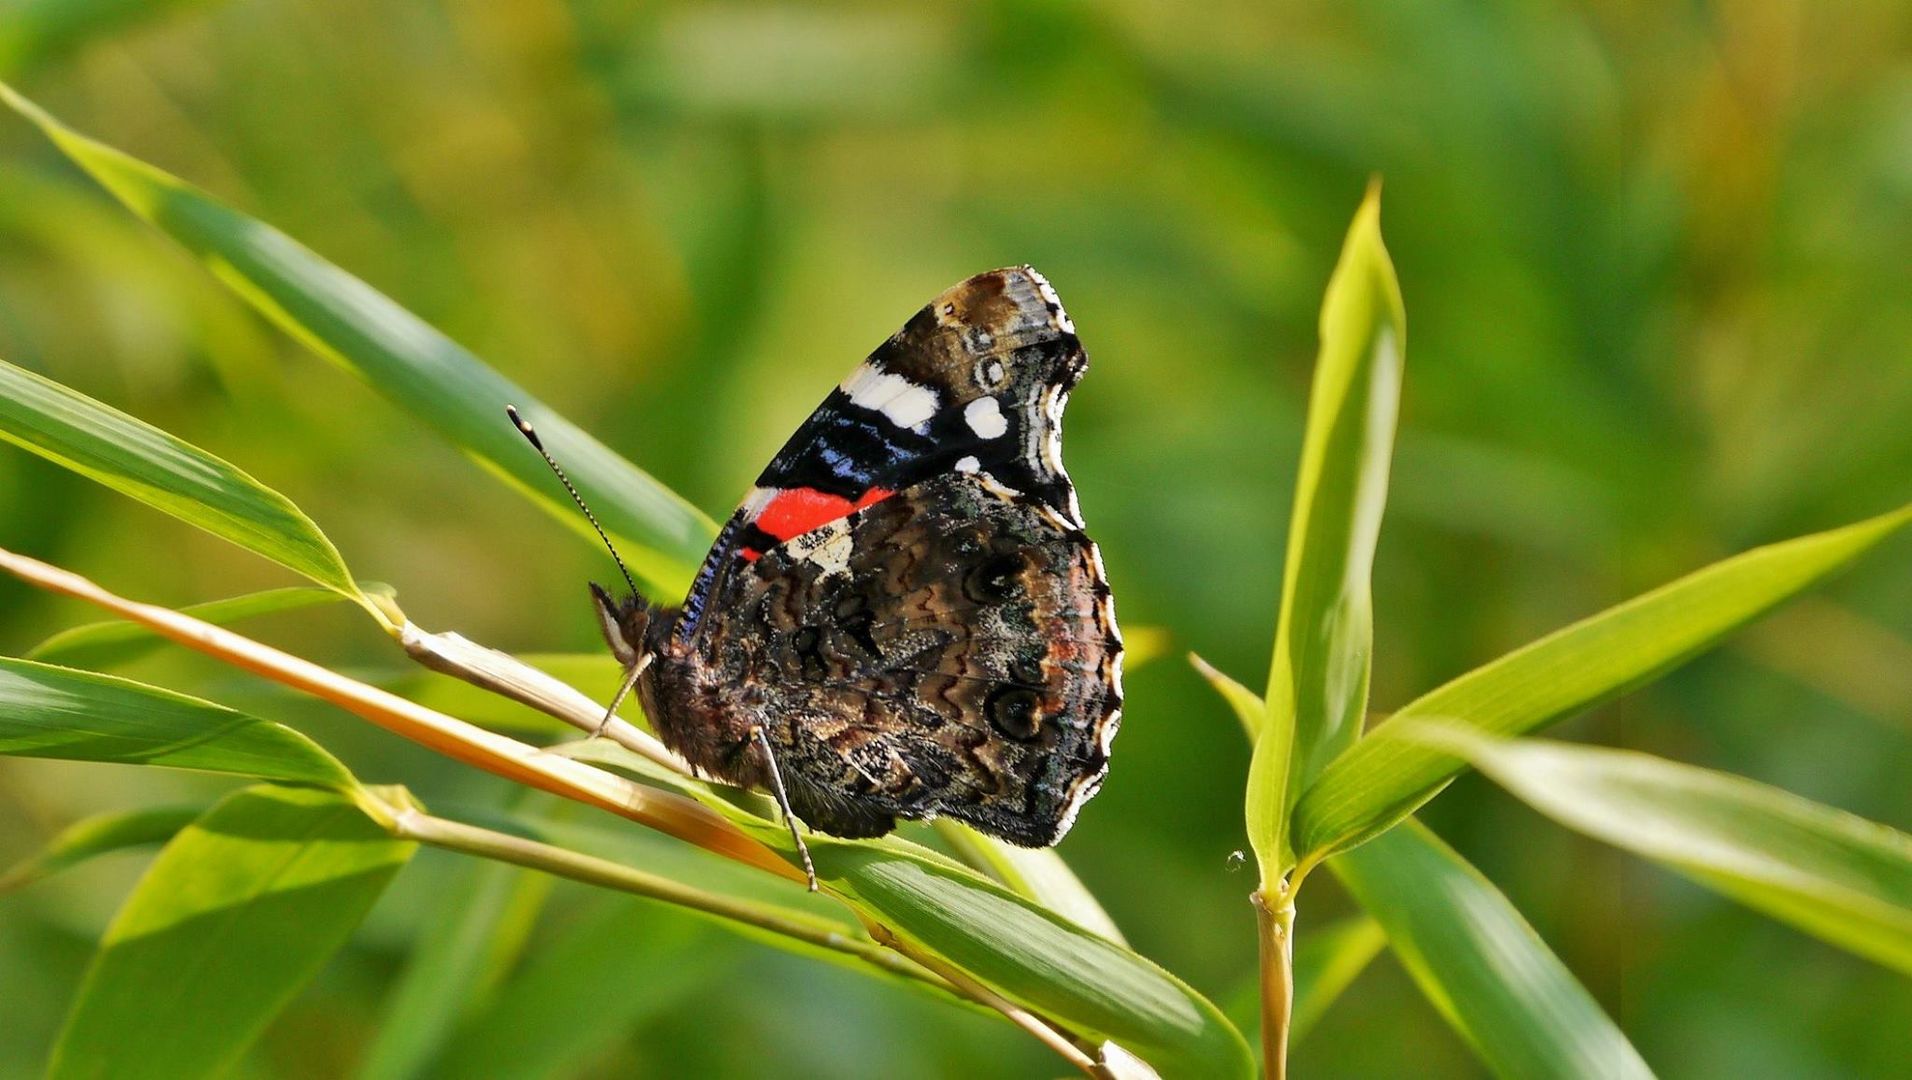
514,267,1121,888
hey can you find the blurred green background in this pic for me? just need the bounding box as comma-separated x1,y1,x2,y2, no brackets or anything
3,0,1910,1076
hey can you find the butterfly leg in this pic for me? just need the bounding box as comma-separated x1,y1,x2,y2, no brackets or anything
751,725,819,892
594,653,650,738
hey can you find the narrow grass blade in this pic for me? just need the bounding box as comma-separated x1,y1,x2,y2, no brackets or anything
0,84,716,596
1296,504,1912,861
48,785,417,1080
0,804,201,894
1433,731,1912,975
1333,822,1652,1080
358,857,553,1080
1247,185,1404,887
28,584,388,669
0,656,356,787
0,355,366,604
433,903,734,1080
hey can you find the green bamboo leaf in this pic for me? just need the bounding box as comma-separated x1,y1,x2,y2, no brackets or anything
0,355,367,604
557,740,1235,1072
1295,504,1912,861
933,822,1127,944
1190,652,1267,743
358,857,553,1080
1333,821,1653,1080
0,83,715,596
433,902,735,1080
1290,915,1385,1043
0,656,356,787
49,784,417,1080
1430,731,1912,975
28,583,391,669
818,840,1252,1079
0,804,201,894
1247,185,1404,887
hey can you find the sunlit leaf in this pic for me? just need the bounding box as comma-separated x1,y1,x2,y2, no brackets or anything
49,785,417,1079
0,804,201,894
0,83,716,597
28,584,389,669
0,656,356,787
557,740,1235,1073
1333,822,1653,1079
934,821,1127,943
1190,652,1266,743
1246,185,1403,887
1295,504,1912,861
0,355,367,605
1430,730,1912,975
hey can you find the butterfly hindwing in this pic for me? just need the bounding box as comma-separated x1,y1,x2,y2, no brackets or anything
677,266,1087,640
692,472,1122,845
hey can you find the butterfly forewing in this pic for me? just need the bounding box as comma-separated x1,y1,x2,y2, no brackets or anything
677,267,1088,640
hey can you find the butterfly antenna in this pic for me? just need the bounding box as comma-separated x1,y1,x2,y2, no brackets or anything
752,726,819,892
506,405,642,601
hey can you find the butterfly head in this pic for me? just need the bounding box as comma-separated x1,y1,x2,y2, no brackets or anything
589,581,662,670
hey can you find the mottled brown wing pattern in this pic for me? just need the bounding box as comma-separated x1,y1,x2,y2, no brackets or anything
691,472,1122,845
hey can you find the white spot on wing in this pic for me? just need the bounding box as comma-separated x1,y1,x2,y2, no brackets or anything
788,519,854,576
839,365,939,430
954,455,981,473
964,395,1008,439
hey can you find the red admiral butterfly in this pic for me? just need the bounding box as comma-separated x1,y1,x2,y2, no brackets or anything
513,267,1121,887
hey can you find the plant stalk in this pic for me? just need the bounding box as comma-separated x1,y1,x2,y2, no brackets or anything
0,545,794,882
1254,886,1297,1080
396,621,693,777
382,805,949,991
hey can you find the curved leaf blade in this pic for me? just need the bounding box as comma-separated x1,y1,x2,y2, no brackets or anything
0,355,364,601
933,822,1127,944
0,84,715,596
0,656,356,787
0,804,201,894
1333,822,1653,1080
820,842,1253,1079
49,785,416,1080
1296,504,1912,860
1437,732,1912,975
1248,186,1404,885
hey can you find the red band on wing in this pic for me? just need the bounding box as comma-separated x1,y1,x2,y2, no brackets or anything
753,486,894,543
